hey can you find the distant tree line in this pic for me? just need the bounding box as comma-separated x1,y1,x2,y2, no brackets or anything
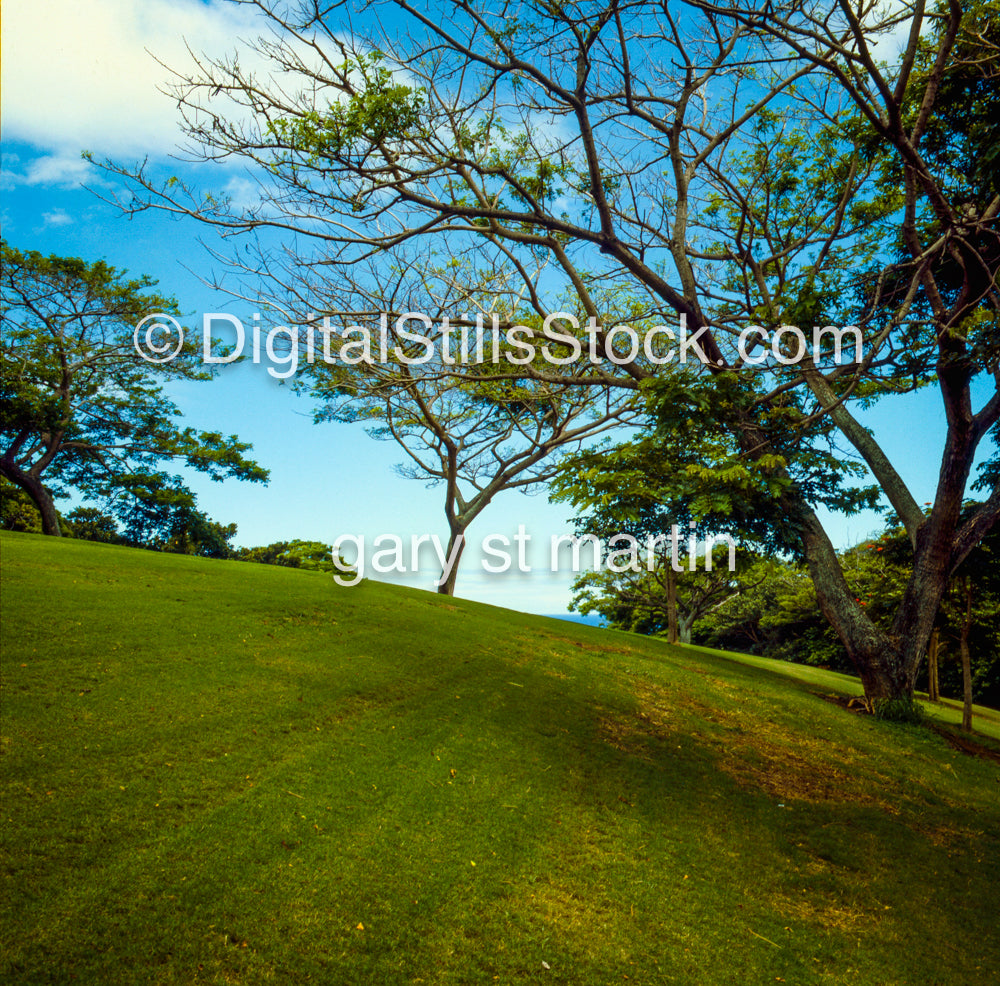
571,521,1000,711
0,477,336,572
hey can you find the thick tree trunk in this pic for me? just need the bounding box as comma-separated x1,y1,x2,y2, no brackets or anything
666,567,678,644
773,268,990,707
798,508,912,698
887,511,958,696
0,464,61,536
927,628,940,702
960,579,974,733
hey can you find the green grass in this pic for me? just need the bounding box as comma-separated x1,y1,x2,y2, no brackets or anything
1,531,998,986
678,643,1000,740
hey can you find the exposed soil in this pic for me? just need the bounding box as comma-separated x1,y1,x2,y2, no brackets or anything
928,724,1000,764
815,692,873,716
817,692,1000,764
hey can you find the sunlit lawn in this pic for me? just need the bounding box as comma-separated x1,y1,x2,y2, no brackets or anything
2,531,998,985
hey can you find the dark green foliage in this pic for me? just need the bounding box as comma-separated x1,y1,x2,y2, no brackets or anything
234,539,338,572
0,478,44,533
64,506,121,544
114,474,237,557
0,241,267,535
569,545,759,643
872,697,926,726
553,370,881,568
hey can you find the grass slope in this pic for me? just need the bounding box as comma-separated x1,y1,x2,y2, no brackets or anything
1,531,998,986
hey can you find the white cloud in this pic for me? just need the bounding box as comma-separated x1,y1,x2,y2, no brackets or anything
28,154,96,188
221,175,267,212
42,209,75,227
865,1,927,67
0,151,107,191
1,0,268,159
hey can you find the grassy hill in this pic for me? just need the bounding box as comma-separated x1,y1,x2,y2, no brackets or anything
2,531,998,986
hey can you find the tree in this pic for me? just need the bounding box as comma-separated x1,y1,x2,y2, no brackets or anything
0,242,268,534
235,539,340,571
1,477,46,533
186,223,640,595
568,545,762,645
829,520,1000,714
70,470,240,557
292,253,639,593
64,506,121,543
549,372,868,639
98,0,998,706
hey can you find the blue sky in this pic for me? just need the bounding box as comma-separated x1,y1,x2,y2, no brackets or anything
0,0,973,615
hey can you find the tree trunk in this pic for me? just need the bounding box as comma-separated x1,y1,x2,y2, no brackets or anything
927,628,940,703
437,528,467,596
779,339,982,706
798,507,912,699
960,579,974,733
666,566,678,644
0,464,61,536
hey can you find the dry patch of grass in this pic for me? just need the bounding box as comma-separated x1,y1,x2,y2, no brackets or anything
594,682,686,763
769,889,869,932
712,736,893,809
596,710,669,762
604,676,904,813
523,881,613,935
506,630,635,670
918,820,986,847
611,676,991,854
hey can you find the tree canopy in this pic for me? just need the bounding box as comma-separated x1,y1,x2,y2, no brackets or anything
0,242,268,535
98,0,999,706
295,253,640,592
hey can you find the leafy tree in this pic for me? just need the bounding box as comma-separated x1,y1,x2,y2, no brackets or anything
549,369,859,640
160,506,237,559
204,238,638,594
234,539,341,572
316,330,636,593
234,541,298,566
100,0,999,706
1,477,45,533
569,545,763,645
0,242,268,535
111,472,238,558
64,506,121,544
275,540,338,572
